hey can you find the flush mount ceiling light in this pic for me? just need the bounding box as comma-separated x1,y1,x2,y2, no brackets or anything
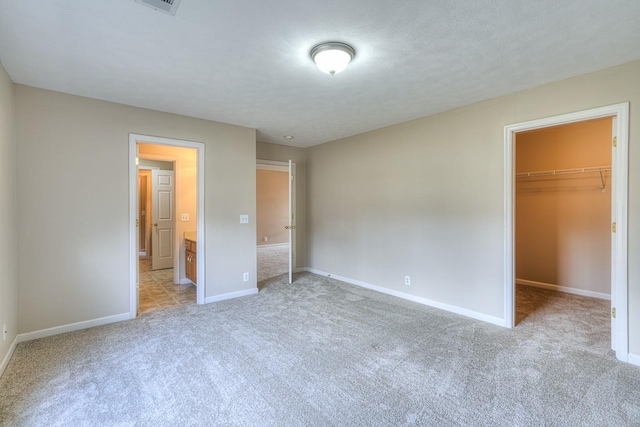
283,135,294,140
310,42,355,76
135,0,181,15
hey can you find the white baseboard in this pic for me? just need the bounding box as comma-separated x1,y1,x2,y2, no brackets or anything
0,337,18,378
205,288,258,304
257,243,289,249
516,278,611,300
179,278,195,285
303,268,506,327
628,353,640,367
294,267,306,273
16,313,131,343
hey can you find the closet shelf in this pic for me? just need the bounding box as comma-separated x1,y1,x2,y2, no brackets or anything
516,165,611,190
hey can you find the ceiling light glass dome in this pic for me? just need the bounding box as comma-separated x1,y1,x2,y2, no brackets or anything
310,42,355,76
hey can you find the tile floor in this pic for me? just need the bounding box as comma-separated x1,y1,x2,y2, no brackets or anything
138,258,196,315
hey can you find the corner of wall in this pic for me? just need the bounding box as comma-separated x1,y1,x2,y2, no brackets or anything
0,337,18,378
0,60,18,377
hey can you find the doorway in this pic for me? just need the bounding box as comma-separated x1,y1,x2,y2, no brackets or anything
129,134,206,318
256,160,296,287
504,103,629,362
138,154,189,314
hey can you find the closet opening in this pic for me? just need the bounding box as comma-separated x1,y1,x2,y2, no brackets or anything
504,103,629,363
515,118,611,346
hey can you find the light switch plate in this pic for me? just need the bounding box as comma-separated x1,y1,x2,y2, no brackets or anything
181,213,189,221
240,215,249,224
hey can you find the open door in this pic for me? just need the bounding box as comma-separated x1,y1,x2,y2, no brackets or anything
151,169,175,270
138,169,152,258
287,160,296,284
134,147,140,316
610,116,618,351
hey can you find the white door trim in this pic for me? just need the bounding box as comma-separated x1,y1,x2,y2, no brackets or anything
503,102,629,362
256,163,288,172
129,134,206,318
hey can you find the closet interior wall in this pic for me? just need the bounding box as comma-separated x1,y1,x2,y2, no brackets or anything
515,118,612,297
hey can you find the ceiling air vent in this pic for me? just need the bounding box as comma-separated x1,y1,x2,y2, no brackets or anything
135,0,182,16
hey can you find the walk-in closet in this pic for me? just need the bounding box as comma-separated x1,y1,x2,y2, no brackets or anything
515,118,612,335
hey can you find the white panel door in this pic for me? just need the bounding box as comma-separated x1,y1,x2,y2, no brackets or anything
610,117,617,351
135,148,140,316
152,169,175,270
288,160,295,284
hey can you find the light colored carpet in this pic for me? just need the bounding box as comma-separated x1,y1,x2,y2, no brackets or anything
1,274,639,426
257,245,289,282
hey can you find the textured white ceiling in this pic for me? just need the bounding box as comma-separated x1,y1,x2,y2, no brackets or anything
1,0,639,148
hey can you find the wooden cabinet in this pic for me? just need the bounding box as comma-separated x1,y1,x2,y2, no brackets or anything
185,238,197,284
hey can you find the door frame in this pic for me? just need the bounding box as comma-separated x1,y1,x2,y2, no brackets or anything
503,102,629,362
129,134,205,318
256,159,296,281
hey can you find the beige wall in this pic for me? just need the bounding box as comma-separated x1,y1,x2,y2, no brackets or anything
516,119,612,294
139,143,197,282
256,169,289,246
0,62,17,370
15,85,256,334
306,60,640,354
5,59,640,359
256,142,307,268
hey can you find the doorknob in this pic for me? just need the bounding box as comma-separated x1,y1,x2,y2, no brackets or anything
153,223,158,227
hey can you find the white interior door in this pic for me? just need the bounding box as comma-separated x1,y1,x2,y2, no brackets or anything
152,169,175,270
610,117,617,351
135,148,140,315
288,160,295,284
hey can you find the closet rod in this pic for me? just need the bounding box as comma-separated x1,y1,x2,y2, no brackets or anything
515,165,611,179
516,165,611,190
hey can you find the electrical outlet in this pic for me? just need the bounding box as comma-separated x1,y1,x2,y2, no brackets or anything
405,276,411,286
180,213,189,221
240,215,249,224
243,272,249,282
2,324,7,342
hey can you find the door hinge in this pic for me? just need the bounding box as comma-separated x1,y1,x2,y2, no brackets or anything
612,222,617,233
291,174,294,181
613,136,617,147
612,307,616,318
136,219,139,227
